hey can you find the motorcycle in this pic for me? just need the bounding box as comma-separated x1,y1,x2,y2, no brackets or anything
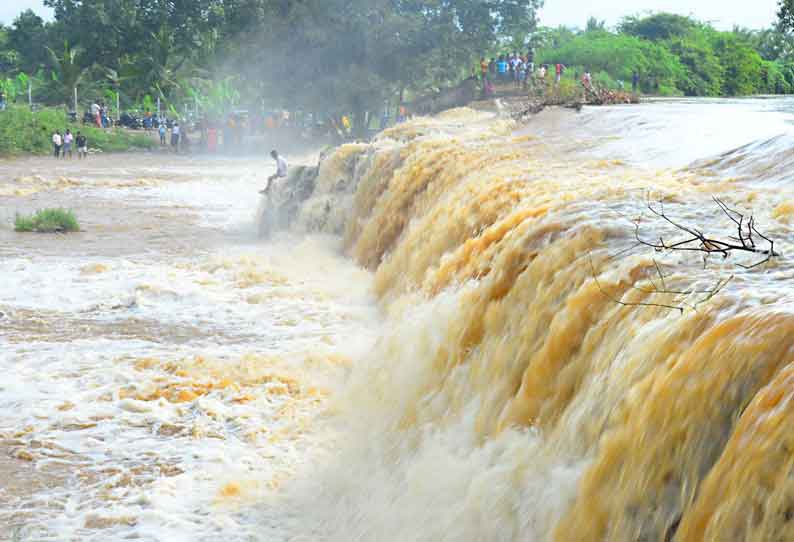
119,112,143,129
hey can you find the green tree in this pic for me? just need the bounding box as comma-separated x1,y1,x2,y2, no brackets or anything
619,13,698,41
741,25,794,62
0,25,20,74
710,33,764,95
779,0,794,32
665,33,724,95
8,10,49,74
46,41,89,104
530,25,577,51
43,0,215,101
221,0,542,135
586,17,607,33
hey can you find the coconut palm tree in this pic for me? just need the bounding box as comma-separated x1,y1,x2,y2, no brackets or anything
46,40,89,107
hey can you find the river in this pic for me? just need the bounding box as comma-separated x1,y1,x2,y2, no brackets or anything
3,97,794,541
0,154,378,541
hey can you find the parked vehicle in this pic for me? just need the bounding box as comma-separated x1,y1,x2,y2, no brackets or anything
119,112,143,129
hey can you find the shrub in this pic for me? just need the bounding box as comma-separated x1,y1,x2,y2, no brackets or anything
540,76,584,104
14,208,80,233
593,71,618,89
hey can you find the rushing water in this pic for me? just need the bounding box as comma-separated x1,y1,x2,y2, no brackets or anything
0,155,378,541
4,97,794,541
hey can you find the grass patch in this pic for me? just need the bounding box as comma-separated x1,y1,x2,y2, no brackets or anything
0,105,156,156
15,208,80,233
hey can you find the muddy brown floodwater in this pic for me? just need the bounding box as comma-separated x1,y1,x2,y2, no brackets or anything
9,99,794,542
0,152,379,542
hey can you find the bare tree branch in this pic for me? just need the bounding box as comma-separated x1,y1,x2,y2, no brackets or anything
589,255,685,314
589,254,734,315
589,196,769,315
633,196,779,268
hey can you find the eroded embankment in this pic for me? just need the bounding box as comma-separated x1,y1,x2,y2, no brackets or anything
288,107,794,541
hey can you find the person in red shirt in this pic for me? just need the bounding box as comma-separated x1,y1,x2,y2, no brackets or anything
555,63,565,83
207,125,218,153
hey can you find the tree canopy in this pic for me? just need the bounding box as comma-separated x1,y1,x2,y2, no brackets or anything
2,3,792,117
618,13,699,42
0,0,541,125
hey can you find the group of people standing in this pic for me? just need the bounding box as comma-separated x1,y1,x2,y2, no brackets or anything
481,52,537,89
480,52,569,91
51,129,88,159
90,101,112,128
158,121,182,152
479,53,644,96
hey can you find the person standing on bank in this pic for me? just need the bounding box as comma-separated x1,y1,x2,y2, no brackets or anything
260,150,288,195
76,132,88,159
52,130,62,159
170,122,181,153
63,129,74,159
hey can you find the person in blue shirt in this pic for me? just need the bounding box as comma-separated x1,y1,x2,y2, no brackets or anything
497,56,508,81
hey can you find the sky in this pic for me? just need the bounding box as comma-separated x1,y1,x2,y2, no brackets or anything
539,0,780,30
0,1,52,25
0,0,782,30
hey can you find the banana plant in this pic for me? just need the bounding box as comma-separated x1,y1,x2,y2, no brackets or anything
141,94,155,113
0,79,8,100
0,72,32,103
15,72,29,96
201,76,241,116
104,88,119,116
0,78,16,101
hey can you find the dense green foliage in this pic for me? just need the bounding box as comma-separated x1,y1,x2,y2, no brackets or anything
0,105,155,155
15,208,80,233
0,0,541,134
780,0,794,33
536,13,794,96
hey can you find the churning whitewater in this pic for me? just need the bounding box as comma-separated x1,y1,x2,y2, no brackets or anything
287,99,794,542
5,98,794,541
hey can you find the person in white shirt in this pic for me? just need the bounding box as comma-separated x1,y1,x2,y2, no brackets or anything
261,150,288,194
52,131,62,158
63,129,74,159
91,102,101,127
511,56,522,83
170,122,181,152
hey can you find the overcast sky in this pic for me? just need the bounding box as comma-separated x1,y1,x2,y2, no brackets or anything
540,0,779,30
0,0,781,30
0,1,51,25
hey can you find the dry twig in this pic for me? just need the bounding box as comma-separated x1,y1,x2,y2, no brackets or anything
634,196,779,268
589,195,772,314
588,254,733,314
